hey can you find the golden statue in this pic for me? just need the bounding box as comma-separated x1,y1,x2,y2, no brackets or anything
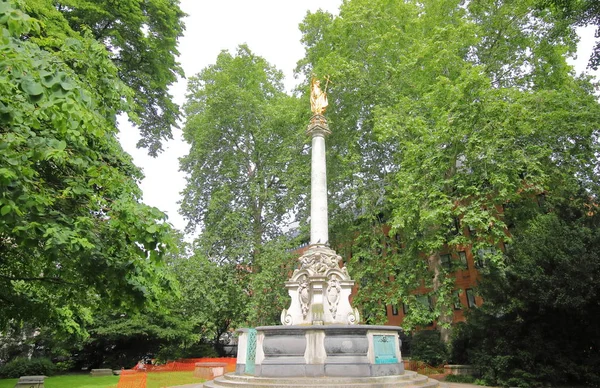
310,77,329,115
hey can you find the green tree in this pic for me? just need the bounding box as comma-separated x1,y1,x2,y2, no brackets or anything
180,45,307,265
77,307,197,368
537,0,600,69
0,0,175,336
298,0,600,341
453,203,600,387
24,0,185,155
171,250,249,346
245,237,298,326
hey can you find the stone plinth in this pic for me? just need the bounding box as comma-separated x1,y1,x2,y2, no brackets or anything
444,364,480,376
236,325,403,378
15,376,45,388
194,362,227,380
90,369,113,377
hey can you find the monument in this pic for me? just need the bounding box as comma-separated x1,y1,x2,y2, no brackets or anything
204,78,444,387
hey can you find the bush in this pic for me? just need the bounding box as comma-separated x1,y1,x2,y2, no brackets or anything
445,374,476,384
0,357,57,378
155,342,219,364
55,359,76,373
410,330,448,366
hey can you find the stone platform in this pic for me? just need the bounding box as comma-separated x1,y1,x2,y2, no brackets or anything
203,370,445,387
237,325,404,378
223,325,448,387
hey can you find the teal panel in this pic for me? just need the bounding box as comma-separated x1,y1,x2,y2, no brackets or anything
245,328,257,374
373,335,398,364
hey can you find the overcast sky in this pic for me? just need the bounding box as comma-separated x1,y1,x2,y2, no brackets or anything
118,1,599,236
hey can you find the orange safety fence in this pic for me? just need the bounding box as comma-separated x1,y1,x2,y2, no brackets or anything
117,357,237,388
117,370,147,388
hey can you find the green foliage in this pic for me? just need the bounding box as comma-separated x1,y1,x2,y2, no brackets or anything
298,0,600,334
0,0,176,337
171,250,248,344
410,330,448,366
0,357,56,378
23,0,186,155
245,238,296,326
54,359,75,373
181,45,308,265
180,46,309,328
78,307,196,369
537,0,600,69
451,205,600,387
155,342,218,364
444,374,477,384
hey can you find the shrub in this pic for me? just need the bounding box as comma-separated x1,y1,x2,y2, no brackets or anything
0,357,57,378
445,374,476,384
55,359,76,373
410,330,448,366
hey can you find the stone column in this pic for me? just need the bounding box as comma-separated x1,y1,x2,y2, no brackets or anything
280,115,359,326
307,115,331,245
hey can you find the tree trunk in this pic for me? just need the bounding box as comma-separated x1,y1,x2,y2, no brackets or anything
428,252,453,344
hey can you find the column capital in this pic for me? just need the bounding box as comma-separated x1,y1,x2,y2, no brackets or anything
306,115,331,137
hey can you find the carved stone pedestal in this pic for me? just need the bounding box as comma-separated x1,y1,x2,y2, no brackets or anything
280,244,359,326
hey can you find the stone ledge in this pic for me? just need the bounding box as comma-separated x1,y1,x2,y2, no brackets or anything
90,368,114,377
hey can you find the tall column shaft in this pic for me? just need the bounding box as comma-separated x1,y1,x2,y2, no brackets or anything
310,133,328,245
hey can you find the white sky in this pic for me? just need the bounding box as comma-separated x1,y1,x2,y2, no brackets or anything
118,1,599,236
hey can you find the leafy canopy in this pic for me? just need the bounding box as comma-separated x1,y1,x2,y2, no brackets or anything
298,0,600,331
181,45,307,264
0,0,175,336
24,0,186,155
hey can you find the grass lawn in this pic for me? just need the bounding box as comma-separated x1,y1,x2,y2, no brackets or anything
146,371,204,388
0,371,205,388
0,378,16,388
0,374,119,388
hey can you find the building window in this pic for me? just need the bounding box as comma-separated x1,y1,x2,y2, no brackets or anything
452,217,461,235
391,304,399,316
537,193,546,208
440,254,452,271
458,251,468,269
466,288,476,308
402,303,408,315
394,233,402,251
468,224,477,237
453,290,462,310
476,247,494,268
417,295,434,311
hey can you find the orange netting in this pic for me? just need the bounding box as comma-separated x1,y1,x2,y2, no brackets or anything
117,370,147,388
116,358,237,388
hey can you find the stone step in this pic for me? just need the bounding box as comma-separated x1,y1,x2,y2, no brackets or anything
224,371,420,384
203,372,442,388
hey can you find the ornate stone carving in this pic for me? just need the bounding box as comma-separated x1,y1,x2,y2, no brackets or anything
298,245,344,277
347,308,360,325
280,309,293,326
298,275,310,319
326,275,341,319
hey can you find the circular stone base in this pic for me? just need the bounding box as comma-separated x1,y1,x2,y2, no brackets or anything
252,325,404,378
204,370,445,387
